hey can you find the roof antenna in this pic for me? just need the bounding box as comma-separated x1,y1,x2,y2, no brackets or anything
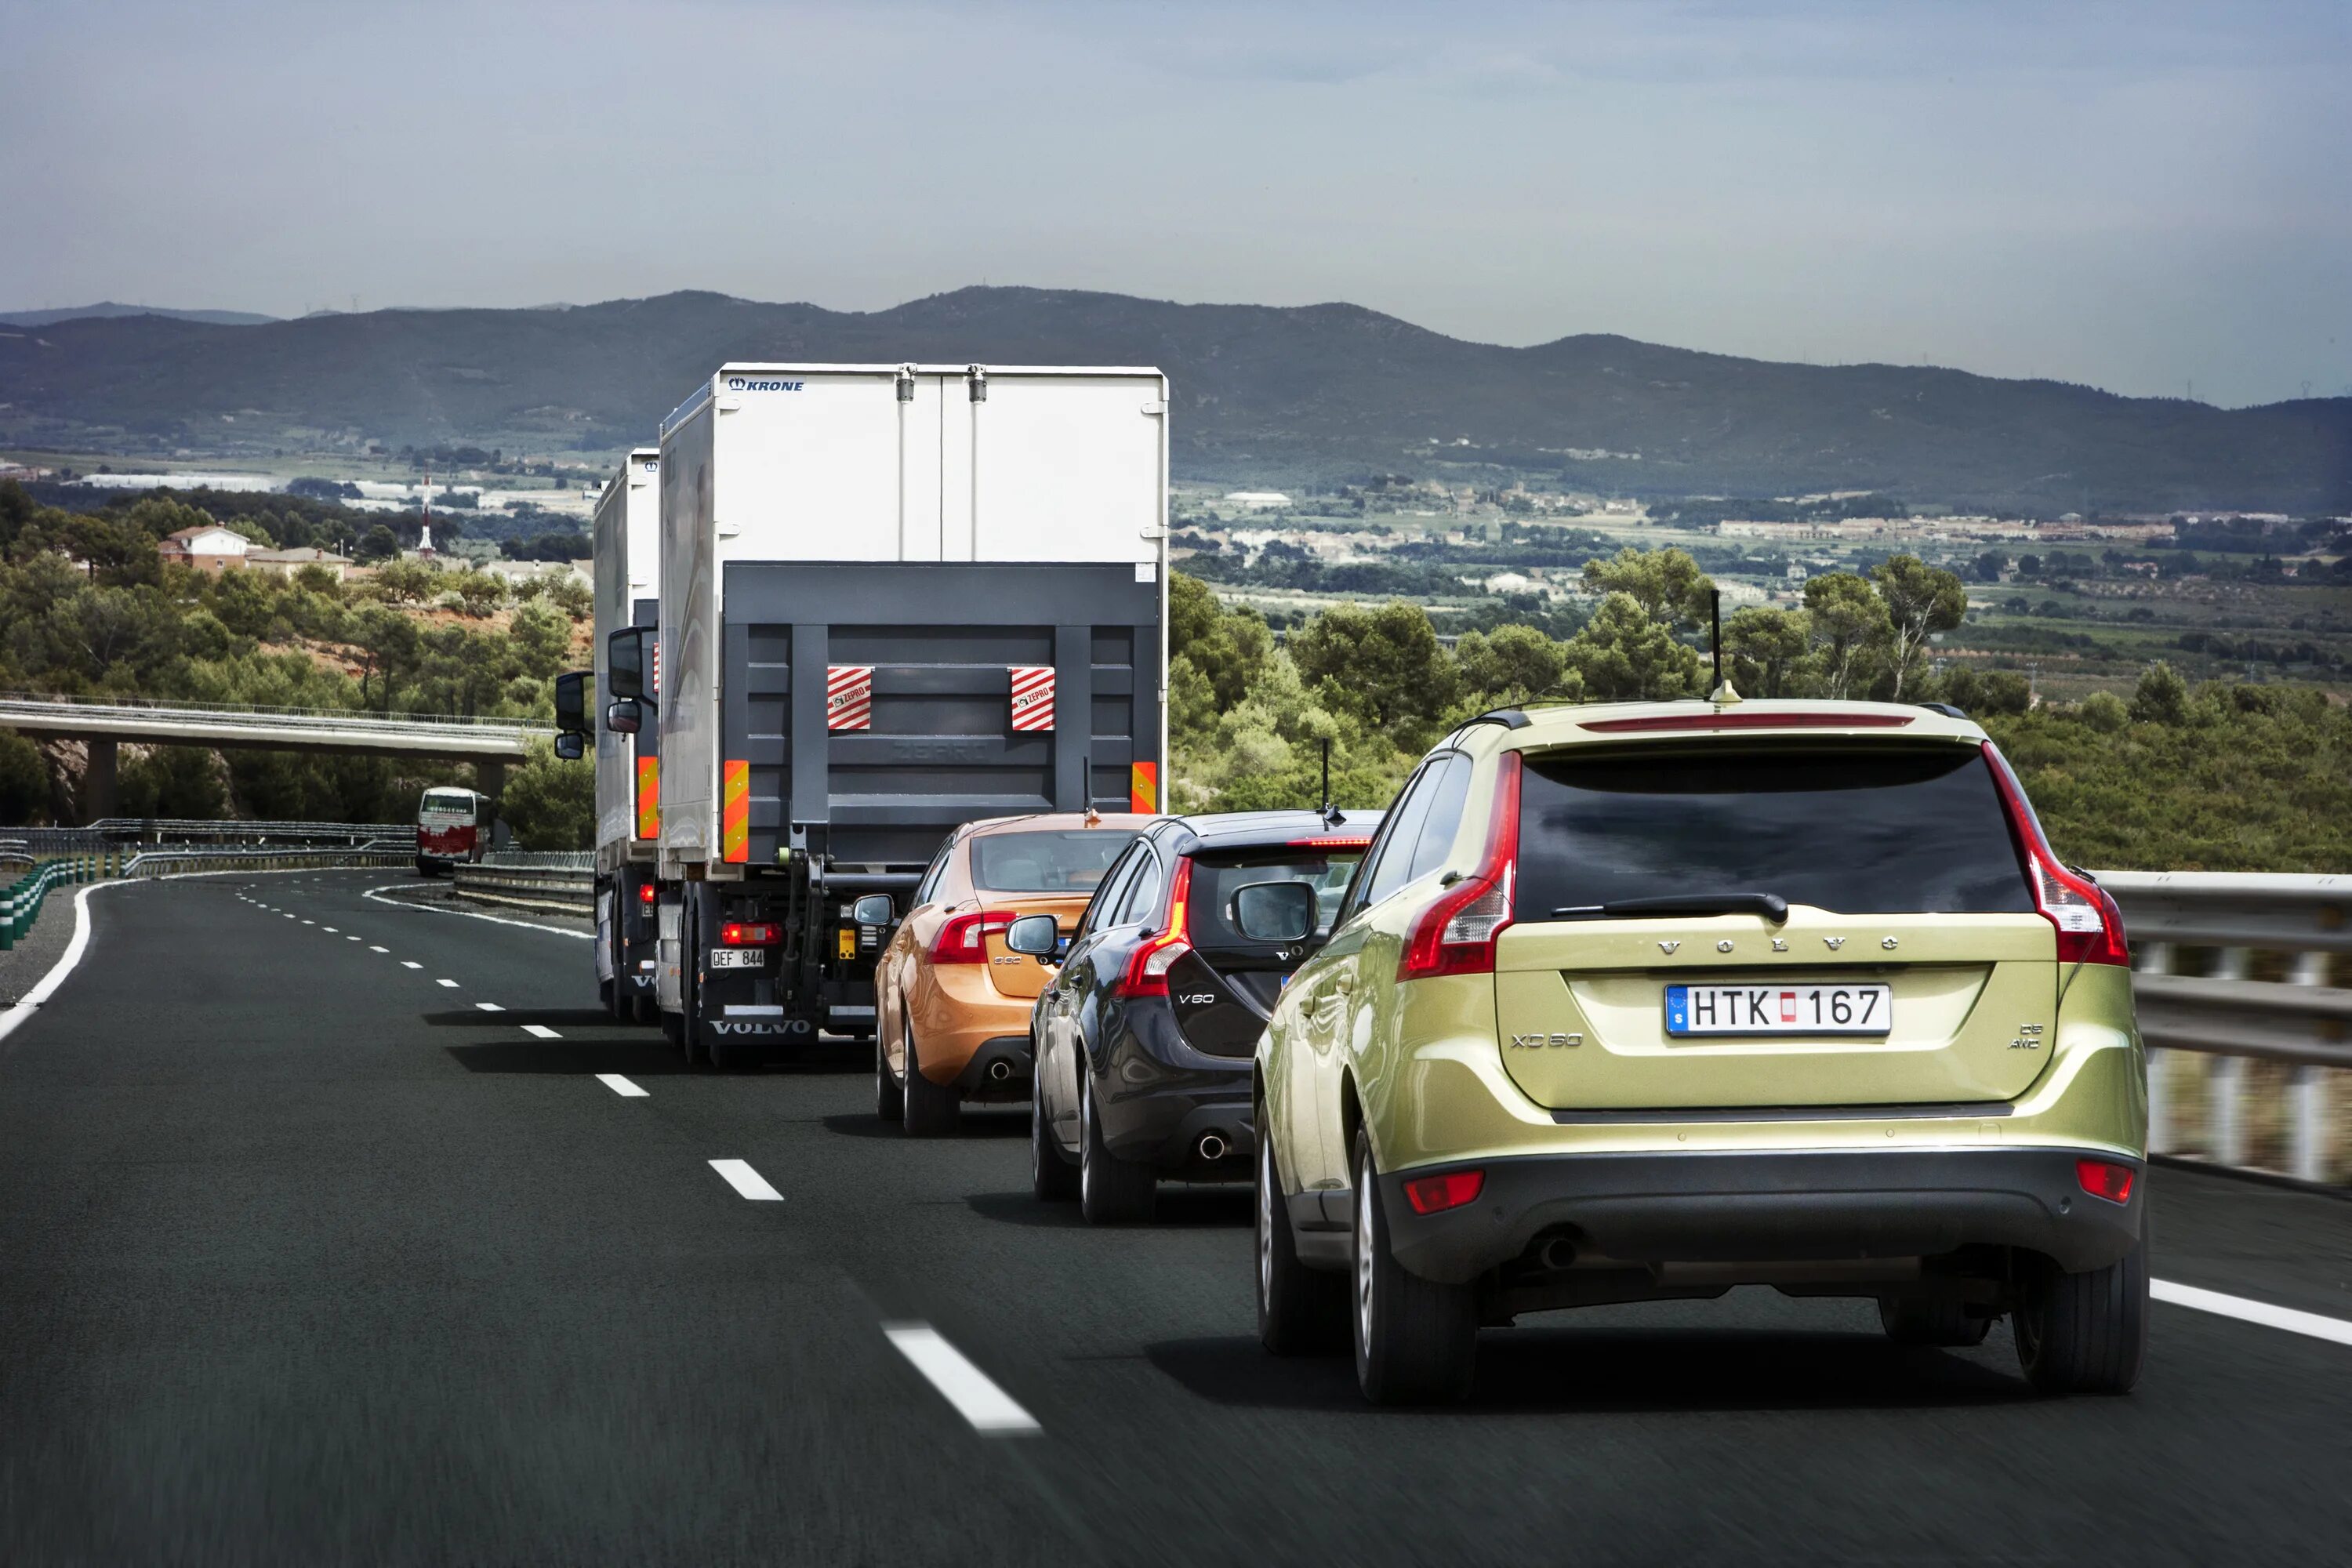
1708,586,1740,706
1319,737,1345,826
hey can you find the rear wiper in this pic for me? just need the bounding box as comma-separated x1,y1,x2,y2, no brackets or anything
1550,893,1790,924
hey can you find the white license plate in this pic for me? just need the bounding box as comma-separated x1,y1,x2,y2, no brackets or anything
709,948,765,970
1665,982,1892,1037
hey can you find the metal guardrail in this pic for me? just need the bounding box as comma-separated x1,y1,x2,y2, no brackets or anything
119,846,415,879
6,820,412,850
2096,871,2352,1185
0,690,546,731
0,857,103,949
451,856,593,916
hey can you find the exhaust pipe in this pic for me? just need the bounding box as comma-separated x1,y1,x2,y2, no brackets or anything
987,1059,1014,1083
1537,1236,1578,1272
1197,1131,1229,1162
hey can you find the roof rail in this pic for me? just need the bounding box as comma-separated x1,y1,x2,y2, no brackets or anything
1465,708,1534,731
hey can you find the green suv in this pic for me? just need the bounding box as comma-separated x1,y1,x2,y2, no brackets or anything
1250,699,2147,1404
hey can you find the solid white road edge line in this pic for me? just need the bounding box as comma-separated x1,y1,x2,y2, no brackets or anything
882,1324,1040,1435
597,1073,648,1098
521,1023,560,1039
0,881,105,1046
360,883,592,941
2153,1279,2352,1348
708,1159,783,1201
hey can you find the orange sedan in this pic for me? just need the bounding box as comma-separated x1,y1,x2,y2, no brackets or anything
876,811,1151,1134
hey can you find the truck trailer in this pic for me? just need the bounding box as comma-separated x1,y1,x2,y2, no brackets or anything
604,363,1170,1067
590,448,663,1022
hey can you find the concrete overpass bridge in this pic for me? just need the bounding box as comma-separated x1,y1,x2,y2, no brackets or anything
0,694,552,821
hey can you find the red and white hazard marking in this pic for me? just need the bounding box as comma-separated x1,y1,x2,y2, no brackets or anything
1010,666,1055,731
828,665,873,730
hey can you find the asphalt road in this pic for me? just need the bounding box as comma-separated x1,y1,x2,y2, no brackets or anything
6,869,2352,1565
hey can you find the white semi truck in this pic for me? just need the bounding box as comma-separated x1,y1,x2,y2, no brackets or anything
590,448,662,1021
595,363,1171,1067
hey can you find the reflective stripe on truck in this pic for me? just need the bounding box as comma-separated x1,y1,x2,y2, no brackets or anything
635,757,660,839
1131,760,1158,814
723,759,750,863
827,666,873,731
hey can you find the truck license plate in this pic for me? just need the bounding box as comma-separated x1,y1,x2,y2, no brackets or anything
1665,982,1893,1037
709,949,764,970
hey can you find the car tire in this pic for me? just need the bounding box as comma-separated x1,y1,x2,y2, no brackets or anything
1079,1067,1155,1224
901,1013,961,1137
1258,1121,1346,1355
1878,1296,1992,1348
677,951,710,1068
1032,1062,1078,1201
632,993,656,1026
875,1027,905,1121
2015,1232,2150,1396
1352,1133,1477,1405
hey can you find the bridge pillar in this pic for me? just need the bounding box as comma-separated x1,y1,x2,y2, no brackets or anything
82,736,118,825
477,759,506,801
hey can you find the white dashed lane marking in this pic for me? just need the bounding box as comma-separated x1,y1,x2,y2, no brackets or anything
884,1324,1040,1435
521,1024,560,1039
475,1003,504,1012
597,1074,648,1098
436,978,459,988
2155,1280,2352,1348
709,1160,783,1201
401,961,422,970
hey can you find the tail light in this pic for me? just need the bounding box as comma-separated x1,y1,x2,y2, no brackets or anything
930,908,1019,964
2076,1158,2135,1204
1399,753,1523,982
1983,742,2129,967
637,883,656,906
719,921,780,946
1118,858,1195,998
1403,1168,1486,1214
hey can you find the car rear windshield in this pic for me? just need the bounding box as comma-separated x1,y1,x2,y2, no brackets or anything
1514,746,2034,918
971,830,1139,893
1189,848,1368,952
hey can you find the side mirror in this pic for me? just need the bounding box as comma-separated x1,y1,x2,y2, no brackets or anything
851,893,895,927
604,699,642,735
606,626,648,701
1232,880,1318,944
1004,913,1060,960
553,731,585,760
552,669,590,734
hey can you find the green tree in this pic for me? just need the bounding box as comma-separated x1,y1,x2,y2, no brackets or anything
0,731,49,824
544,572,593,622
1721,606,1813,698
1871,554,1968,699
1288,599,1457,739
1581,546,1715,630
1566,592,1701,702
358,524,400,563
1803,572,1891,699
2130,662,2190,724
1454,623,1573,707
365,558,437,606
452,572,510,618
1169,572,1271,710
498,739,594,848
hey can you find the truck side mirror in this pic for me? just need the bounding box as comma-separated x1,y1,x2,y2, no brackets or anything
604,699,642,735
851,893,895,927
553,670,590,734
606,627,648,701
553,731,585,760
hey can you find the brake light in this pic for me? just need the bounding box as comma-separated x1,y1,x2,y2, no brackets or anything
1119,858,1194,998
1403,1168,1486,1214
2076,1158,2135,1205
1289,835,1374,849
929,908,1019,964
1399,753,1523,982
1982,742,2129,967
637,883,656,906
719,922,780,946
1580,710,1915,734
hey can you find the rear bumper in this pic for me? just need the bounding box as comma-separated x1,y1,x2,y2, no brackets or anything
953,1035,1034,1100
1098,1004,1255,1177
1376,1145,2146,1285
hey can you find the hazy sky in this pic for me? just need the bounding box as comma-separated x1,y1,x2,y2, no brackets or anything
5,0,2346,406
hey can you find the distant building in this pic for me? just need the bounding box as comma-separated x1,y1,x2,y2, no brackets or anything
157,524,250,572
1223,491,1292,511
247,546,355,582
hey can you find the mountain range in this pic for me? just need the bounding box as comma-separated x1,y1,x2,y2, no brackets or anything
2,289,2344,513
0,302,278,328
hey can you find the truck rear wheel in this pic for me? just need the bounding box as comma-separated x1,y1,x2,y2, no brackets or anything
901,1013,961,1137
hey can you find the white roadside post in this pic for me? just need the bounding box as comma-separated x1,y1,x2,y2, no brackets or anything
2137,941,2173,1153
2290,950,2332,1184
2209,947,2250,1170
